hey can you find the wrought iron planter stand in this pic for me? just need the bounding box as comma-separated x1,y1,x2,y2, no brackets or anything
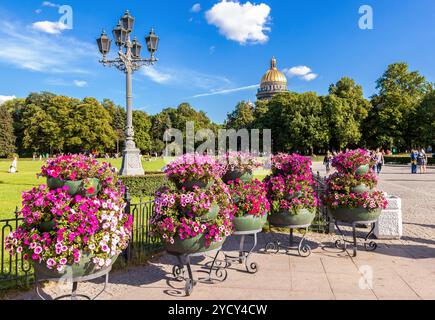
265,224,312,257
223,229,261,274
170,247,227,296
35,267,111,300
334,219,378,257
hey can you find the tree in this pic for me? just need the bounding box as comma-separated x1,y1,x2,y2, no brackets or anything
323,77,370,150
414,91,435,148
1,98,25,153
102,99,125,153
225,101,255,130
67,97,116,153
132,110,152,153
363,63,433,150
0,104,16,157
259,92,329,154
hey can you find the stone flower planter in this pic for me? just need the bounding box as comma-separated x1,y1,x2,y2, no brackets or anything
165,234,225,255
233,214,268,232
351,184,373,194
182,203,220,223
47,177,100,197
33,253,119,280
37,220,57,233
329,207,382,223
355,164,370,176
269,209,315,227
222,169,253,184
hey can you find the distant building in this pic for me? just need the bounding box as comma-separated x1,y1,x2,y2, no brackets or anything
256,57,288,101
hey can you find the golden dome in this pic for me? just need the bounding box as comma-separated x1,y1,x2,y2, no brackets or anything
261,57,287,84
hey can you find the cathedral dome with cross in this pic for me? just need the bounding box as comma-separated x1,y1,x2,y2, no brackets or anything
256,57,289,101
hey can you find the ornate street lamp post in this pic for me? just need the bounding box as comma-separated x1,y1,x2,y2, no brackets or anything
97,10,159,176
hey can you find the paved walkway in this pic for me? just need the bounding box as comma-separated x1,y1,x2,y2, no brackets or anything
8,165,435,300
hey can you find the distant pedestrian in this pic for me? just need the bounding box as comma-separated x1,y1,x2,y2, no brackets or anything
8,156,18,174
411,150,418,174
418,149,428,174
376,149,385,174
323,151,333,175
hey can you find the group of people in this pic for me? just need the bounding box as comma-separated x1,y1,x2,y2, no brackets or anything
323,149,386,176
410,149,428,174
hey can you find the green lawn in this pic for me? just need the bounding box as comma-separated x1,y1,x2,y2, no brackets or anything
0,158,166,220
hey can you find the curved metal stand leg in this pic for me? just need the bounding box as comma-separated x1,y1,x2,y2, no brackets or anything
364,223,378,252
352,223,358,257
245,233,259,273
334,220,347,252
297,228,312,258
184,255,195,297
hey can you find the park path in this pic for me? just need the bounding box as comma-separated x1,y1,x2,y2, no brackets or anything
6,165,435,300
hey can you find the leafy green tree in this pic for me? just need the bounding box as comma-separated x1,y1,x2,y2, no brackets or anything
260,92,328,154
132,110,152,153
323,77,370,150
1,98,25,153
102,99,125,153
67,97,116,153
0,104,16,157
22,104,60,154
225,101,255,130
414,91,435,148
363,63,433,149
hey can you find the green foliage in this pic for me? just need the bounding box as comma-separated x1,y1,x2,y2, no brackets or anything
255,92,329,154
413,91,435,147
150,102,219,154
133,110,153,153
225,101,255,130
363,63,433,149
0,104,16,157
14,93,116,154
324,77,370,149
120,173,175,198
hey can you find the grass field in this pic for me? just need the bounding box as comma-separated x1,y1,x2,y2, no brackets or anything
0,158,166,220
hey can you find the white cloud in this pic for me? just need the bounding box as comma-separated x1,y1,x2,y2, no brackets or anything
191,3,201,13
73,80,88,87
283,65,319,82
209,46,216,54
32,21,68,34
42,1,60,8
0,95,16,105
301,73,318,81
142,67,173,84
284,66,312,77
192,84,259,98
35,9,43,14
206,0,271,45
0,20,96,74
141,66,232,92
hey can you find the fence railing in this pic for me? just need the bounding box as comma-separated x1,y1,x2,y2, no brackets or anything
0,193,160,290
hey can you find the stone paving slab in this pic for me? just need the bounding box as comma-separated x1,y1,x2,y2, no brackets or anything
6,165,435,300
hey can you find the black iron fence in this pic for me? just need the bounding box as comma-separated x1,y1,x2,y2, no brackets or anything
0,193,161,291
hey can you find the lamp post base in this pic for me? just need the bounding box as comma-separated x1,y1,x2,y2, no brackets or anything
120,148,145,177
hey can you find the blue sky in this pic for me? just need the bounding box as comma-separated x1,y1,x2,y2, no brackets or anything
0,0,434,123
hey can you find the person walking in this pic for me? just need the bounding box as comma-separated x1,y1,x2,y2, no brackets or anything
376,149,385,174
323,151,333,175
411,150,418,174
418,149,428,174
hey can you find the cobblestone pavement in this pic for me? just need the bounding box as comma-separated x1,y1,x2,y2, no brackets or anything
7,165,435,300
